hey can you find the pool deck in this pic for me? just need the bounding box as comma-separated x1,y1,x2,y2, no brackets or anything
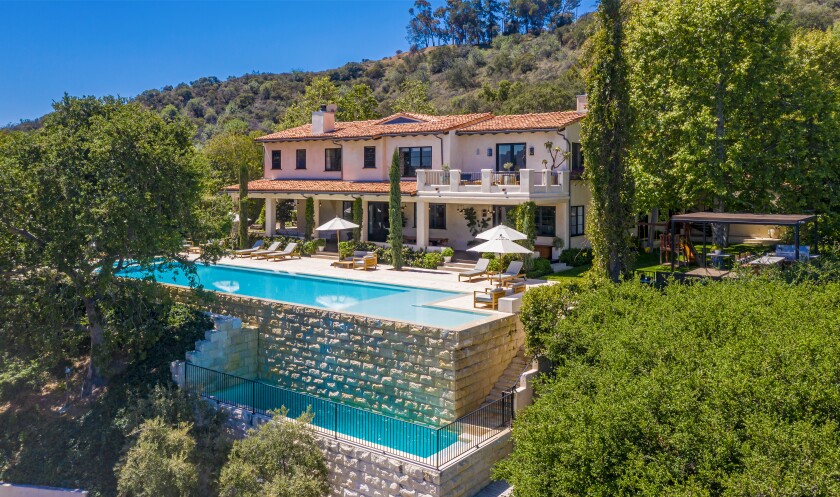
192,254,546,315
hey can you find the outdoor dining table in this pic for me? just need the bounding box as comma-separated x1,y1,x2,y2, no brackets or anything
748,255,786,266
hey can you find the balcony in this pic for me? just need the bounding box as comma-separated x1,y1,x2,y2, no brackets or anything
416,168,570,198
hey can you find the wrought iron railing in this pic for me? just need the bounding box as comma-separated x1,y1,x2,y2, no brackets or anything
493,172,520,185
184,363,514,469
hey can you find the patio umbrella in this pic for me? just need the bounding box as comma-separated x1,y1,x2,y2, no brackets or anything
476,224,527,241
468,234,532,286
315,216,359,246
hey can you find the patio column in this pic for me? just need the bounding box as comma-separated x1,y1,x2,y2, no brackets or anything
416,199,429,249
559,202,570,254
265,197,276,236
313,197,321,235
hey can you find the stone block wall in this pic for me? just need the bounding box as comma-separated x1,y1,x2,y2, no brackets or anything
171,314,259,387
177,291,522,426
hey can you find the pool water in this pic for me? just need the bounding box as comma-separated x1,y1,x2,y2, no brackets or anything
119,262,488,328
208,382,459,458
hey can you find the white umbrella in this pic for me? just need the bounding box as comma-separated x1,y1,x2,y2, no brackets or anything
476,224,527,241
468,234,532,286
315,216,359,247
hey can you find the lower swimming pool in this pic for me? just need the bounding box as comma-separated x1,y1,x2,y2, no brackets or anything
119,262,489,328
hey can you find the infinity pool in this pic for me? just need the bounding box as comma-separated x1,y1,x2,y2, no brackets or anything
120,262,489,328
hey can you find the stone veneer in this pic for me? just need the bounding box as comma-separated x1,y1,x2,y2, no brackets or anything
171,288,522,426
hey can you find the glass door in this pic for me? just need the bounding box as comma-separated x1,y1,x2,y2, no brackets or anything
496,143,526,171
367,202,389,242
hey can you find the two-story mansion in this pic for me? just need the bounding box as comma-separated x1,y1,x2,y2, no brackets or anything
231,98,592,257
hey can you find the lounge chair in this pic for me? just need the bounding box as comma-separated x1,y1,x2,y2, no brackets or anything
458,258,490,282
498,261,525,286
267,242,300,261
233,240,264,258
250,241,283,259
353,253,378,271
473,287,507,309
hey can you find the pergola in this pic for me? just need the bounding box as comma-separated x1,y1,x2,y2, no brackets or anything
669,212,818,272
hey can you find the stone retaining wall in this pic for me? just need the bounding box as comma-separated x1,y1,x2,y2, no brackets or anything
171,289,522,426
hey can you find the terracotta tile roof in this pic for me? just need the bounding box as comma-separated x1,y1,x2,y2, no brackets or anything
255,113,493,142
225,179,417,195
456,111,586,133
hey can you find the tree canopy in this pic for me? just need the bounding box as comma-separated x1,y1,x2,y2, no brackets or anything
0,95,229,385
497,276,840,495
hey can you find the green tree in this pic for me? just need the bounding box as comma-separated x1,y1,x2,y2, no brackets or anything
388,150,404,270
218,409,328,497
627,0,790,246
514,201,537,249
304,197,315,241
237,163,250,249
0,96,227,387
338,83,380,121
278,77,341,130
352,197,363,241
201,129,262,192
116,418,198,497
392,80,436,114
581,0,636,282
496,278,840,495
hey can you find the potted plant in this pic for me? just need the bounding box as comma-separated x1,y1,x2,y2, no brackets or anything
551,237,564,261
441,247,454,263
314,238,326,252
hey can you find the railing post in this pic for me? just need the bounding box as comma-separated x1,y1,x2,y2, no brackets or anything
449,169,460,192
251,380,256,415
520,168,532,192
416,169,427,188
334,403,338,439
436,428,440,469
481,169,492,193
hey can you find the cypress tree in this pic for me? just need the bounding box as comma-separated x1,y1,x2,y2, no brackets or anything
238,163,249,249
304,197,315,241
581,0,636,282
388,150,404,270
352,197,363,242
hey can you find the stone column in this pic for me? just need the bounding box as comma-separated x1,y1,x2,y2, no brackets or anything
520,168,532,192
481,169,493,193
416,199,429,249
361,199,369,242
265,197,276,236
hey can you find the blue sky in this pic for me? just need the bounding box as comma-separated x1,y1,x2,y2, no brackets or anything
0,1,598,126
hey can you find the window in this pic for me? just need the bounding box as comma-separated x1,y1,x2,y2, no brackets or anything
571,143,583,173
570,205,585,236
342,201,354,221
429,204,446,230
496,143,526,171
296,149,306,169
493,206,513,226
535,206,556,237
325,148,342,171
271,150,281,170
399,146,432,177
363,146,376,168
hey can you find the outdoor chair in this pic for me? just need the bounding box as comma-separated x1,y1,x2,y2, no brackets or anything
506,282,526,295
353,253,378,271
473,287,507,309
233,240,264,258
499,261,525,286
267,242,300,261
249,241,283,259
458,258,490,282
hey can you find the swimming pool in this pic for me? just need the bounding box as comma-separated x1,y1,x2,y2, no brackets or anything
119,262,489,328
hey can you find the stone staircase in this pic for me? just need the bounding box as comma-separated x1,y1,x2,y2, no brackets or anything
482,347,529,407
443,258,480,273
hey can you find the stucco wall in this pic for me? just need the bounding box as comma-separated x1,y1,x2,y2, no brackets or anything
177,291,522,426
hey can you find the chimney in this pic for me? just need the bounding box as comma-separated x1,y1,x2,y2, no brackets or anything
576,94,588,113
311,103,336,134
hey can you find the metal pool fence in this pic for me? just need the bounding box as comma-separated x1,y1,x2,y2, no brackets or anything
184,363,514,468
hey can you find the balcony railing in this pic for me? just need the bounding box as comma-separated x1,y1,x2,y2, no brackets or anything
184,363,514,469
416,168,569,196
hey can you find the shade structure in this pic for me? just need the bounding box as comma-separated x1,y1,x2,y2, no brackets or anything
315,217,359,232
315,216,359,248
476,225,527,241
468,234,532,255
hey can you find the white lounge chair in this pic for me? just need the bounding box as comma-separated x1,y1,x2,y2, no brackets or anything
250,241,283,259
458,258,491,282
267,242,301,261
498,261,525,286
233,240,264,258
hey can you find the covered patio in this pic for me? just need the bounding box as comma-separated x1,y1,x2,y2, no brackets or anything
668,212,819,273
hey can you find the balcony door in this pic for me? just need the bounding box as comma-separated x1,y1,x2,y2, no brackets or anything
367,202,389,242
496,143,526,172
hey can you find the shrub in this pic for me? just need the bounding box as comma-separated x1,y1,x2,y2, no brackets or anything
518,283,581,357
218,409,328,497
526,257,553,279
116,418,199,497
558,247,593,267
498,279,840,495
441,247,455,258
422,251,444,269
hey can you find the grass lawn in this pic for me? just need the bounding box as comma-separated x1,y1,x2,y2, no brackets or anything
545,243,775,282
